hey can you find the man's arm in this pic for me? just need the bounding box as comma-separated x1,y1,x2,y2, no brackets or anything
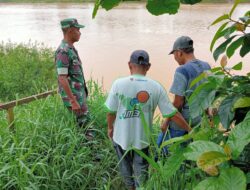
58,75,81,113
161,111,191,133
173,95,185,111
107,112,116,139
170,112,192,132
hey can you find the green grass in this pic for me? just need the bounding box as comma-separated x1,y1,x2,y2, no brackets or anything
0,81,125,189
0,42,56,102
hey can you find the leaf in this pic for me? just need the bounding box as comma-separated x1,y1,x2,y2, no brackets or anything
231,62,242,70
211,67,222,73
218,95,239,129
197,151,229,172
146,0,180,16
162,148,186,180
234,97,250,109
194,167,246,190
100,0,122,11
213,35,237,61
229,0,241,17
184,140,224,161
226,36,244,58
189,72,208,88
92,0,101,19
204,166,219,176
210,22,229,51
210,14,229,26
220,55,227,67
188,82,216,119
180,0,202,5
240,34,250,57
223,144,232,157
239,16,250,24
194,177,219,190
132,148,160,170
160,133,191,148
226,111,250,159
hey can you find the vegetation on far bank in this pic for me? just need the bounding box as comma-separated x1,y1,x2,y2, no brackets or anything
0,42,56,102
1,0,250,3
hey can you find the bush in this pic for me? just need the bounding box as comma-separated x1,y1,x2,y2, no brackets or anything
0,42,57,102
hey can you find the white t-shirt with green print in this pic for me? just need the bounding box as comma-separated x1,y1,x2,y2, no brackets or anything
105,74,177,150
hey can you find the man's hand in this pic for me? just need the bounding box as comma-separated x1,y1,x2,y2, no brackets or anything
108,127,113,140
70,99,81,114
161,119,169,133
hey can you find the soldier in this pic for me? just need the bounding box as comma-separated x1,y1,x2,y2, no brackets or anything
55,18,93,139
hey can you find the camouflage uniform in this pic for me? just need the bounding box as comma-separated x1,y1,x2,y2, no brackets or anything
55,40,90,126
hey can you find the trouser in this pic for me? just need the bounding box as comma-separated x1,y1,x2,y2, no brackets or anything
157,127,188,155
113,141,149,189
66,106,92,128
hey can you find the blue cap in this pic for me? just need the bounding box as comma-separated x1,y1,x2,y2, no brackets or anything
130,50,150,65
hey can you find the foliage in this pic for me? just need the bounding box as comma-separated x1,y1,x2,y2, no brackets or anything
0,42,57,102
126,1,250,189
210,0,250,61
0,81,125,189
186,1,250,189
92,0,202,18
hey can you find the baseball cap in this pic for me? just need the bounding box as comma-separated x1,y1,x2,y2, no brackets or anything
169,36,193,54
130,50,150,65
60,18,85,29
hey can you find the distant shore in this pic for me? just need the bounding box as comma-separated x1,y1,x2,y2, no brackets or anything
1,0,250,3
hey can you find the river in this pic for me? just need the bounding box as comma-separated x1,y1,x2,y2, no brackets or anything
0,3,249,91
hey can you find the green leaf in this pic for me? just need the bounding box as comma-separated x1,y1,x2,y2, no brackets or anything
197,151,229,170
189,72,207,88
210,22,229,51
160,133,191,148
211,67,222,73
231,62,242,70
184,140,224,161
226,36,244,58
92,0,101,19
194,167,246,190
188,82,216,119
240,34,250,57
229,0,241,17
218,95,239,129
194,177,219,190
213,35,237,61
226,111,250,159
100,0,122,11
210,14,229,26
234,97,250,109
132,148,160,170
180,0,202,5
239,16,250,23
146,0,180,16
162,148,186,180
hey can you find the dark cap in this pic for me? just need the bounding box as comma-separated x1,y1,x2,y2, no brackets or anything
169,36,193,54
60,18,85,29
129,50,150,65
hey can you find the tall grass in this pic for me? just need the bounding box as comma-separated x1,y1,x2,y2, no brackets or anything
0,80,126,189
0,42,56,102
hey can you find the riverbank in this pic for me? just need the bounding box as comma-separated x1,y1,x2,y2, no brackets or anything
1,0,250,3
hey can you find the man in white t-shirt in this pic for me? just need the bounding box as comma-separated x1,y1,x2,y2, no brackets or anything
105,50,192,190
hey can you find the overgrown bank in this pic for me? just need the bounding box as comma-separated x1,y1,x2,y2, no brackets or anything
1,0,250,3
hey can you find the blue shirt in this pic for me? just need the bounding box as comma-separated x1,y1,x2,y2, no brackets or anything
169,59,211,130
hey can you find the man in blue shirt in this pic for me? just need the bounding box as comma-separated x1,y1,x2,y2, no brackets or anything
157,36,211,153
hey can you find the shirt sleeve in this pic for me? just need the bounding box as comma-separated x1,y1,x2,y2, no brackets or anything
55,49,70,75
169,71,188,96
105,81,118,113
158,86,177,118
